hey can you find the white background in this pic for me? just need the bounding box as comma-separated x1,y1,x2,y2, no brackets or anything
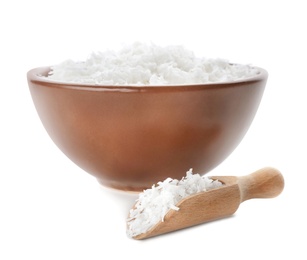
1,0,306,259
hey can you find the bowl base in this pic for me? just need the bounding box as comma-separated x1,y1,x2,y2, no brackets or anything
97,178,146,193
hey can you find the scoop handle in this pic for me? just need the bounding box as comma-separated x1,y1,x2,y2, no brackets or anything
238,167,284,202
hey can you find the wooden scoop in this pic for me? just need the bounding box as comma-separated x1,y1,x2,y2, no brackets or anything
132,167,284,240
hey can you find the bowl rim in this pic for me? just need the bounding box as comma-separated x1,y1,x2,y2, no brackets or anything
27,66,268,92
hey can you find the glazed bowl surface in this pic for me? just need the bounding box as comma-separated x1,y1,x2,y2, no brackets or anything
27,67,267,191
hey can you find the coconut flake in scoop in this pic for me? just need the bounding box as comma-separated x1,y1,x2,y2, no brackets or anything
127,169,223,238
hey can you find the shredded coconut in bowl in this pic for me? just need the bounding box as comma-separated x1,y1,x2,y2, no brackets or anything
126,169,223,238
46,42,259,85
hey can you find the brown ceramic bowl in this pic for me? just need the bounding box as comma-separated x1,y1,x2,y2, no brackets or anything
27,66,268,191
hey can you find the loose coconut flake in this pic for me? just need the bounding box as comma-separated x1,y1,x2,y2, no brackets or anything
47,42,259,85
126,169,223,238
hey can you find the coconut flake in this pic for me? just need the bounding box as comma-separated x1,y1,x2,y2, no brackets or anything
126,169,223,238
46,42,259,85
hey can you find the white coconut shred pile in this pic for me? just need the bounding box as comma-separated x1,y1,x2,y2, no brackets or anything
126,169,223,238
47,42,259,85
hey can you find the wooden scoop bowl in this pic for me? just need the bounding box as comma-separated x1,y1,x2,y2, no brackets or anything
132,167,284,240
